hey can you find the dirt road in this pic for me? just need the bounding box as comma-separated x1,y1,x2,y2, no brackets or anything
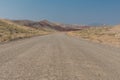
0,33,120,80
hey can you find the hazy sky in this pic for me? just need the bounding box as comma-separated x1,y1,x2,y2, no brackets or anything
0,0,120,24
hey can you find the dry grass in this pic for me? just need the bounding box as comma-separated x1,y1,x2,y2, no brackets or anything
68,26,120,47
0,19,50,42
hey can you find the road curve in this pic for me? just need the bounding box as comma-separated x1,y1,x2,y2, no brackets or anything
0,33,120,80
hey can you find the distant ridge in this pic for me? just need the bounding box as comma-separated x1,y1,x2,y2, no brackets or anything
12,20,89,31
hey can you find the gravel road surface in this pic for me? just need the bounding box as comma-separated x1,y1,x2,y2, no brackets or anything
0,33,120,80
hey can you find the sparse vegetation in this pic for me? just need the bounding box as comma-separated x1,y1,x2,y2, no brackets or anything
0,19,50,42
68,26,120,47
